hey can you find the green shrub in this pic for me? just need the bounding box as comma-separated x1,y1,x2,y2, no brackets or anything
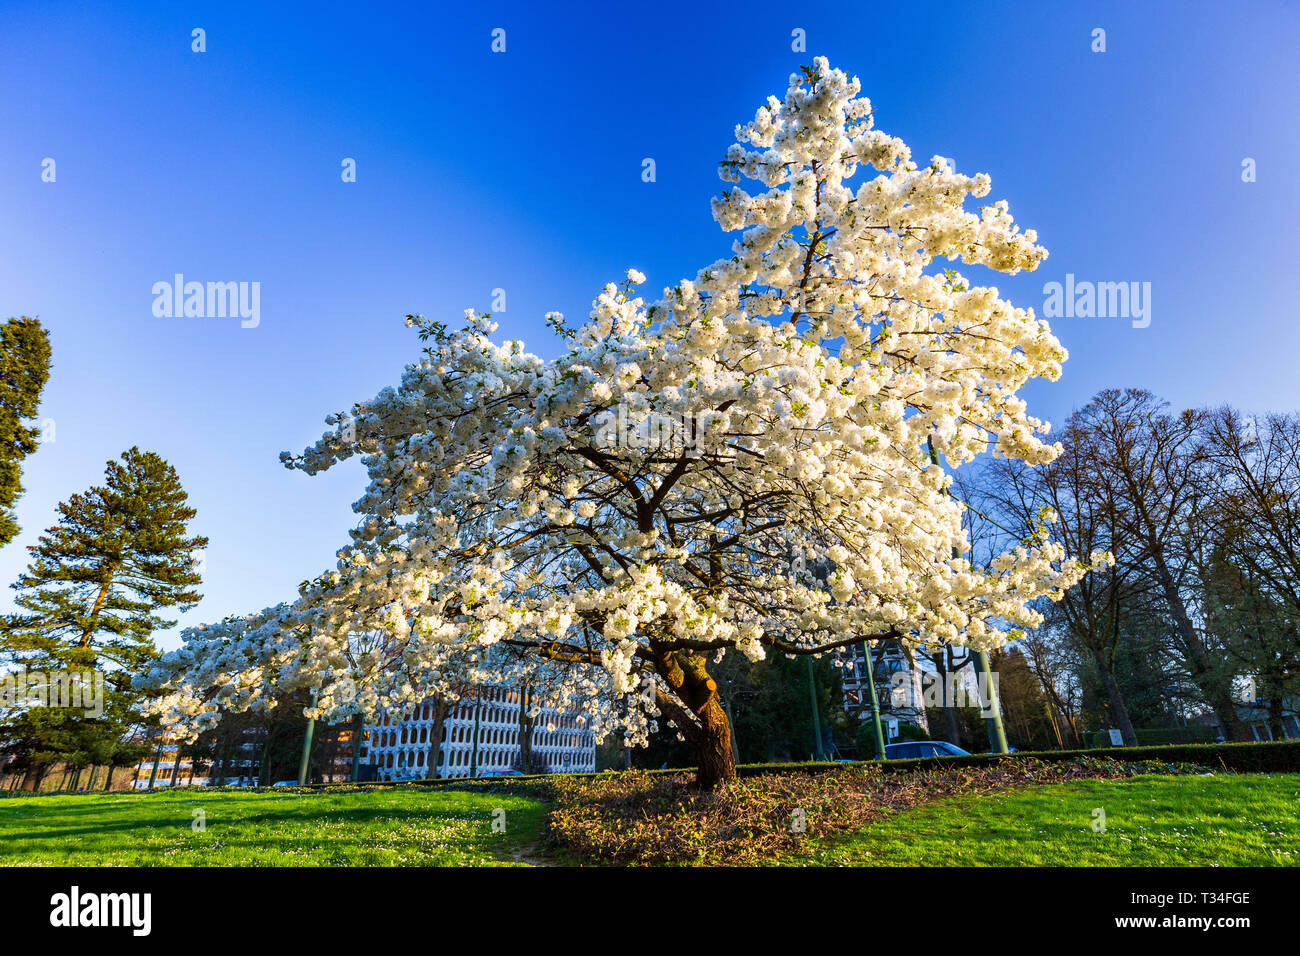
1085,727,1216,748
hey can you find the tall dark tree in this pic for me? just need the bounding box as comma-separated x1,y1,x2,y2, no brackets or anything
1198,408,1300,738
979,418,1146,746
0,447,207,783
1078,390,1248,740
0,316,52,548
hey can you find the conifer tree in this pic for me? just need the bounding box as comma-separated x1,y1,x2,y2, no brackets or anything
1,447,206,784
0,316,52,548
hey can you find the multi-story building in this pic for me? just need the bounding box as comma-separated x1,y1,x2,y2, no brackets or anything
837,639,930,739
366,685,597,780
122,685,597,787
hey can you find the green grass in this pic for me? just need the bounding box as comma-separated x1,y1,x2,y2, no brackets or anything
0,785,545,866
794,773,1300,866
7,772,1298,867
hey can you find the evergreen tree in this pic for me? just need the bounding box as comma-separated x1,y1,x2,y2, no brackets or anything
990,646,1059,751
1,447,206,784
0,316,52,548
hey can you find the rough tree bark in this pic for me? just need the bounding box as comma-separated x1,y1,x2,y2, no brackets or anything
516,683,535,773
1095,654,1139,747
654,648,736,789
424,695,449,781
930,648,964,746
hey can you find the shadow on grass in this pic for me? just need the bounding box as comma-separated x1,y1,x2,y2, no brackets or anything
1,792,544,866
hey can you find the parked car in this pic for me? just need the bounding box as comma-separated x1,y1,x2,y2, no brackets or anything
482,769,524,777
883,741,971,759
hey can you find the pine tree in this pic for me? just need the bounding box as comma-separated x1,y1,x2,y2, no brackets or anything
1,447,207,785
8,446,207,660
0,316,52,548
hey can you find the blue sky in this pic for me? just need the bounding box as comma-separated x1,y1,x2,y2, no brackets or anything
2,1,1297,649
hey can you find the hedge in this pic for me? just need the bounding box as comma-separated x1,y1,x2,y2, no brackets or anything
379,738,1300,789
728,738,1300,777
42,738,1296,798
1085,726,1216,748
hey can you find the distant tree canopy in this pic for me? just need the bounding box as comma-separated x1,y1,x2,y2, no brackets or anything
0,316,52,549
975,389,1300,745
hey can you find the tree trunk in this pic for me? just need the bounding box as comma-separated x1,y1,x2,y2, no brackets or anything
1149,552,1249,741
653,649,736,789
424,696,449,781
1268,697,1284,740
214,733,231,786
932,650,963,746
77,564,118,648
1095,654,1139,746
693,701,735,789
260,718,279,787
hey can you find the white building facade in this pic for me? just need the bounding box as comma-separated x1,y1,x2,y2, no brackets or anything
837,640,930,739
366,685,597,780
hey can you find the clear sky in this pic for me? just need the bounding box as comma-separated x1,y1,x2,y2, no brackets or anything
2,0,1298,649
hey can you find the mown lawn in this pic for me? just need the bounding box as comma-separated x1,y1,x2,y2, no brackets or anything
5,772,1297,867
794,772,1300,866
0,785,545,867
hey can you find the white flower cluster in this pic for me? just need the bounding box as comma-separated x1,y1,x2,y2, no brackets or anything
146,59,1099,749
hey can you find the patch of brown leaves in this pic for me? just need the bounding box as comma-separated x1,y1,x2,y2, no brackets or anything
541,757,1181,866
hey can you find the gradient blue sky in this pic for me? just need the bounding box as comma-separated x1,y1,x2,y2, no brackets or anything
2,1,1298,649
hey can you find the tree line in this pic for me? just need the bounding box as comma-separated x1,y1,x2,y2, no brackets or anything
962,387,1299,747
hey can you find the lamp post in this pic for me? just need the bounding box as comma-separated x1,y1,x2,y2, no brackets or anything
296,688,318,786
974,649,1009,754
146,730,163,791
806,658,826,761
723,695,739,765
861,641,886,759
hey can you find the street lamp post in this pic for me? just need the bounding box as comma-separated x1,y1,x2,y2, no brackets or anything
806,658,827,761
974,649,1010,754
861,641,886,759
296,688,318,786
723,694,739,765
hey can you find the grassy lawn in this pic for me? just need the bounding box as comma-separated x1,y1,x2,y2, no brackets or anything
796,772,1300,866
5,771,1297,867
0,785,545,866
